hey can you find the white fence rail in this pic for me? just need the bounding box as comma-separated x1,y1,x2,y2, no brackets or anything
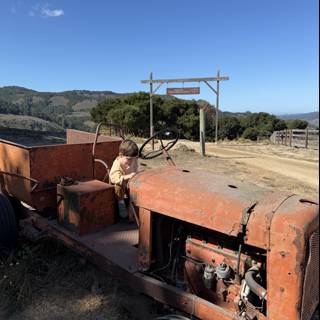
270,129,319,149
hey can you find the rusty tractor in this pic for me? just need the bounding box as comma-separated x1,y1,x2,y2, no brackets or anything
0,126,318,320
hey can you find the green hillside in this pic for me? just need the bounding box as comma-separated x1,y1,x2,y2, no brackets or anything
0,86,120,131
0,114,64,132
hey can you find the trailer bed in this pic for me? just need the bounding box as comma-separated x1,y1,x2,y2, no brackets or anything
34,216,139,273
0,129,122,211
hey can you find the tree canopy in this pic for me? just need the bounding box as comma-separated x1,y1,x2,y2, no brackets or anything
90,92,205,139
286,119,309,129
90,93,299,141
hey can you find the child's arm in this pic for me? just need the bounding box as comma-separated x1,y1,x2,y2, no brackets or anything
109,159,125,186
110,159,137,185
122,172,136,181
122,158,138,181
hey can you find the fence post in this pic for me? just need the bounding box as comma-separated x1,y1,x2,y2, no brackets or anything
305,128,309,148
289,130,292,147
200,108,206,156
285,130,288,146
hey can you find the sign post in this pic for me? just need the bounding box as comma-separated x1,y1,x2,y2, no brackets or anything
141,73,229,148
200,108,206,156
149,72,154,150
167,87,200,95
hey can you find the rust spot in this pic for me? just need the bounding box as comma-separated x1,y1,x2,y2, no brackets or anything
299,199,318,205
279,251,289,257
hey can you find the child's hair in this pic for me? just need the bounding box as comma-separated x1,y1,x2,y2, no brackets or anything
119,139,139,157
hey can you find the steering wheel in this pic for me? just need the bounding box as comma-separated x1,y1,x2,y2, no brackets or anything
139,128,180,160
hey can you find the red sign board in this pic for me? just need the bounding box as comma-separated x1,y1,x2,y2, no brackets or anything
167,87,200,95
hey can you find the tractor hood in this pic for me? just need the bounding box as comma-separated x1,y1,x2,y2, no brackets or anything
129,166,318,249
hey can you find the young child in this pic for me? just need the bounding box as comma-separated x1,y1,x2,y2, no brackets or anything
109,139,139,218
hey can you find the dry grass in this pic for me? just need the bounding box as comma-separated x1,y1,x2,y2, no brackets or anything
0,239,131,320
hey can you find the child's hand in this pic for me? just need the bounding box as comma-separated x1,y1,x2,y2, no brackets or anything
127,172,136,180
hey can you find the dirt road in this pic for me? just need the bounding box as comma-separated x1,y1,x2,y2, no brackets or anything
175,140,319,189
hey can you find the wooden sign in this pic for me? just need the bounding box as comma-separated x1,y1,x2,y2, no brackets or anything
167,87,200,95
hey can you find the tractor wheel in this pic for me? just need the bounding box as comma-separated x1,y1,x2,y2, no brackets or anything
0,192,18,248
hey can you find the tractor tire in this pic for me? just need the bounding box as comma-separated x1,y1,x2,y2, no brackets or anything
0,192,18,248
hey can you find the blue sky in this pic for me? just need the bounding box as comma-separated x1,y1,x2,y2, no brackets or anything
0,0,318,114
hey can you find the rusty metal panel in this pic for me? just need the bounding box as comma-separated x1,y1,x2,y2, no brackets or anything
167,87,200,95
30,144,94,187
138,208,152,271
33,214,139,273
0,140,32,204
66,129,121,144
301,229,319,320
57,180,115,235
27,143,95,210
244,192,295,249
82,222,139,273
66,129,121,179
129,167,270,238
267,195,319,320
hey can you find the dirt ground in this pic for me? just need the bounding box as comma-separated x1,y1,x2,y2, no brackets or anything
142,139,318,200
0,139,319,319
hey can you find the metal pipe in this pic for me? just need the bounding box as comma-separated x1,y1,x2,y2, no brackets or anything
93,158,110,182
92,122,102,157
235,243,242,284
0,171,39,192
244,266,267,301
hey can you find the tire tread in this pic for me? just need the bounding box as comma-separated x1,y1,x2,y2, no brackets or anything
0,193,17,247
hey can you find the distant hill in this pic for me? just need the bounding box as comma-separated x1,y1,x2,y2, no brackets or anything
278,112,319,128
0,86,121,131
0,114,64,132
0,86,118,106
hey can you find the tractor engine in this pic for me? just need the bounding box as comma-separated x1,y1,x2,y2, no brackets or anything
184,236,266,318
129,166,319,320
146,216,268,319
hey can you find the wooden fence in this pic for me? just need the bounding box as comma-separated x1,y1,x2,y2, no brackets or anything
270,129,319,149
